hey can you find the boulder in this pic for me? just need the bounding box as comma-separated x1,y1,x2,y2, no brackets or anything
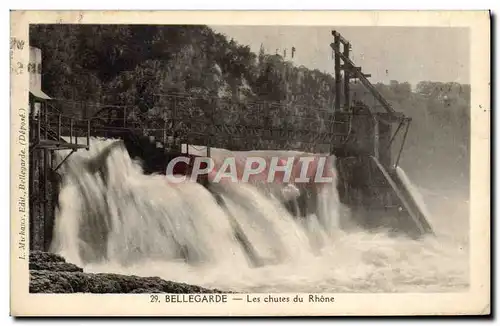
29,251,221,294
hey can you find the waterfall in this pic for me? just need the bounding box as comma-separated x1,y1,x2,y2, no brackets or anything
49,138,469,293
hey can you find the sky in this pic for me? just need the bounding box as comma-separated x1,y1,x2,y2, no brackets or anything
211,26,470,88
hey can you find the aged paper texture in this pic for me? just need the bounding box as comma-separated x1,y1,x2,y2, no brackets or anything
10,10,490,316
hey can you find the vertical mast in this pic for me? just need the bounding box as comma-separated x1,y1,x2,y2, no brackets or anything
333,32,341,111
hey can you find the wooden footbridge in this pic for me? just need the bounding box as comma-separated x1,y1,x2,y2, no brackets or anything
28,30,433,251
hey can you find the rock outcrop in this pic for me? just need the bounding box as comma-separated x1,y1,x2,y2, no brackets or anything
29,251,220,294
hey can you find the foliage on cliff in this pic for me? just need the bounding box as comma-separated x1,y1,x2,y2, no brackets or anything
29,25,469,119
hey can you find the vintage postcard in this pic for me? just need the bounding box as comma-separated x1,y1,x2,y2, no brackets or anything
10,10,490,316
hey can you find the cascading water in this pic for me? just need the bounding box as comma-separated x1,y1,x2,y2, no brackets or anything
50,138,469,293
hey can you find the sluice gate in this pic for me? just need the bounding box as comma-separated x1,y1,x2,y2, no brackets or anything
28,30,433,251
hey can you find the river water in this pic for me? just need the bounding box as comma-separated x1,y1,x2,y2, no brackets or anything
50,138,469,293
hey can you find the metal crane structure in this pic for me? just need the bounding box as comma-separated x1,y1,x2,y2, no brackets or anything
28,30,433,251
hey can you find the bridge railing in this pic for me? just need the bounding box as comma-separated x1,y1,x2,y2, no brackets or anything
49,92,358,152
91,94,348,128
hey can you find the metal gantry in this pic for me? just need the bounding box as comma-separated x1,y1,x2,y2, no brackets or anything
28,95,91,251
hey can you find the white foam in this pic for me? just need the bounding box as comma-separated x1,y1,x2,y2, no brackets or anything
50,138,469,292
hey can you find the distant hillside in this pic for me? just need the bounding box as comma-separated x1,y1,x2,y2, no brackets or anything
376,81,470,192
30,24,470,191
